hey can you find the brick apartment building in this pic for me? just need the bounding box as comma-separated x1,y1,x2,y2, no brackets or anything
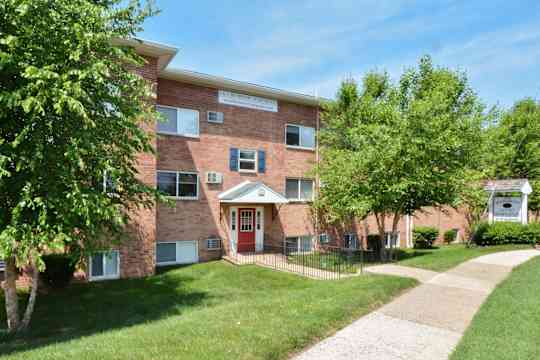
85,39,468,281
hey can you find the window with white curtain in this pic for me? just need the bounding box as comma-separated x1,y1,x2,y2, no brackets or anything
285,178,314,201
286,124,315,149
156,105,199,137
89,251,119,281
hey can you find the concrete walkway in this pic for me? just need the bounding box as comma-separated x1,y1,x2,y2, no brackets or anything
294,249,539,360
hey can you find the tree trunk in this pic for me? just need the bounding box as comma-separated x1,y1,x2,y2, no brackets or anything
3,256,20,332
19,259,39,331
374,213,386,261
390,212,401,261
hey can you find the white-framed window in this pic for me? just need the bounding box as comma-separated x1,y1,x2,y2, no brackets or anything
238,149,257,173
207,238,221,250
319,233,329,244
231,210,237,231
285,178,314,201
344,233,358,249
285,236,313,253
156,241,198,265
385,232,400,248
0,259,5,271
256,210,262,231
89,250,120,281
286,124,315,149
207,111,224,124
157,171,199,200
156,105,199,137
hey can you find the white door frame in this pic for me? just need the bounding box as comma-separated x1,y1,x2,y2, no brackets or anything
230,206,264,253
255,207,264,252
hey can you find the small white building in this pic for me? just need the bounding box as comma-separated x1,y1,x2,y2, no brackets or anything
485,179,533,225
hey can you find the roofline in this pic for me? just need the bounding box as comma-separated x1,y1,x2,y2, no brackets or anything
112,37,178,71
160,68,324,107
116,38,326,107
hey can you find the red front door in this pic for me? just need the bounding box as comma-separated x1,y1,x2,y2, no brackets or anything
237,208,255,253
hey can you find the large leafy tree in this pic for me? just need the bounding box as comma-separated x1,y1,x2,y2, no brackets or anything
0,0,160,331
490,99,540,219
316,56,484,254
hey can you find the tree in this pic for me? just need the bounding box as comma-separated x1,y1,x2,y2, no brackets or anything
315,56,484,256
490,99,540,219
0,0,160,332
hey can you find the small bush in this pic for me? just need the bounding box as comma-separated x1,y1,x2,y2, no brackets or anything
413,226,439,249
444,229,458,244
40,254,76,289
471,222,490,245
472,222,540,246
367,234,382,252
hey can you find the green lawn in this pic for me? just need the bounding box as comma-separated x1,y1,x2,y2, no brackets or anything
396,244,532,272
0,261,416,360
451,255,540,360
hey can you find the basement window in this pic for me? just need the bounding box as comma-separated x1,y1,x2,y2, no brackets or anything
89,251,119,281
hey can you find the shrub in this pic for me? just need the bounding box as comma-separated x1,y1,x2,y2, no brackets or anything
471,222,490,245
472,222,540,246
367,234,382,252
413,226,439,249
444,229,458,244
40,254,76,289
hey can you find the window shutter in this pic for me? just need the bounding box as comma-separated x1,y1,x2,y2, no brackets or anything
229,148,239,171
258,150,266,173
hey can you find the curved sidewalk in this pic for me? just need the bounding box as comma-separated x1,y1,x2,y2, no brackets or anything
293,249,540,360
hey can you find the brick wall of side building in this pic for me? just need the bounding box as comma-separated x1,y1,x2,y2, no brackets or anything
117,55,158,278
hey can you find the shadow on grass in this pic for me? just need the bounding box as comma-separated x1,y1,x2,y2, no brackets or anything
394,246,440,261
0,267,210,356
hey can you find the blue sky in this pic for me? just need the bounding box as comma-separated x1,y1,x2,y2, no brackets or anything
140,1,540,108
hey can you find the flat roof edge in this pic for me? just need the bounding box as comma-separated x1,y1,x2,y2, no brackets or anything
159,68,324,107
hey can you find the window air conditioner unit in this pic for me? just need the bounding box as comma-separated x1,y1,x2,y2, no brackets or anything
206,172,223,184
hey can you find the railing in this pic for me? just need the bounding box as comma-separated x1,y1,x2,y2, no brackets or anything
226,243,387,280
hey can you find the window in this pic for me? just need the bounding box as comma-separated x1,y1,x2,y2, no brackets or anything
385,232,400,248
319,233,329,244
103,172,116,194
89,251,119,281
156,105,199,137
207,238,221,250
286,124,315,149
207,111,224,124
285,236,313,253
156,243,176,263
285,178,314,201
0,259,5,271
157,171,198,199
256,210,262,230
231,210,237,231
238,149,257,172
240,210,253,232
156,241,198,265
344,233,358,249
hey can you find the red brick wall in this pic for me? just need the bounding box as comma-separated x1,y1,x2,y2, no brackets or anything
156,79,318,258
118,56,158,278
412,206,468,244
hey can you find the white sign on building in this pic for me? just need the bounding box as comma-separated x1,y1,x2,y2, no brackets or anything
493,197,522,222
218,90,278,112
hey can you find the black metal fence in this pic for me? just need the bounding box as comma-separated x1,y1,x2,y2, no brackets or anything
225,242,397,280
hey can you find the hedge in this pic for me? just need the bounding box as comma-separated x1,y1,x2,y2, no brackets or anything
444,229,458,244
472,222,540,246
413,226,439,249
39,254,76,288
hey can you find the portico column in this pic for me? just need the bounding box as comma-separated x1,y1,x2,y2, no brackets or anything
488,191,494,224
522,193,528,225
